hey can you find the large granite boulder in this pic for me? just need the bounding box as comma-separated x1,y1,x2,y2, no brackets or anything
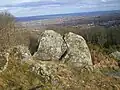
9,45,32,62
63,32,93,68
33,30,67,61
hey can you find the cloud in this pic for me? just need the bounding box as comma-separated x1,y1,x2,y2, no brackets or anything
0,0,120,17
101,0,108,2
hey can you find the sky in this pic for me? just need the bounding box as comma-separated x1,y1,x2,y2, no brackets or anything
0,0,120,17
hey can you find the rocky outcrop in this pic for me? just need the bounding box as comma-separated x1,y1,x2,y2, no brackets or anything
111,51,120,60
0,52,9,72
0,45,32,72
33,30,92,68
9,45,32,62
26,60,76,89
63,32,93,67
33,30,67,61
0,30,93,72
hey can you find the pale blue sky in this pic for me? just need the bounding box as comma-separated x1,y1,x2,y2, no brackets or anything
0,0,120,17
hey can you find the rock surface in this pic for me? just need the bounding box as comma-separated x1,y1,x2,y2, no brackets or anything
0,30,93,73
63,32,93,67
33,30,93,68
33,30,67,61
26,60,76,89
111,51,120,60
0,52,9,72
9,45,32,62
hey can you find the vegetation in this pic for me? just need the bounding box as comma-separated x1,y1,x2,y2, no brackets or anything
0,11,41,52
0,57,51,90
0,55,120,90
47,25,120,54
0,11,120,89
0,11,15,29
0,11,15,51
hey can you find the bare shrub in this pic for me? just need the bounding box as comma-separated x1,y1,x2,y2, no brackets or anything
0,11,15,51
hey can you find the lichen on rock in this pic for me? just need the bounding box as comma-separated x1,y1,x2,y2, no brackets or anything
33,30,67,61
9,45,32,62
63,32,93,68
0,52,9,72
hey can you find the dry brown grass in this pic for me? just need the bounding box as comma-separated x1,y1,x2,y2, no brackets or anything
0,12,120,89
0,53,120,90
88,44,119,71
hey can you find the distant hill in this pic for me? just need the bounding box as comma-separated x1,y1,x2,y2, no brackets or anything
16,10,120,22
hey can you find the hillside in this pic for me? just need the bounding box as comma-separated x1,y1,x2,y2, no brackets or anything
0,11,120,90
0,30,120,90
16,10,120,30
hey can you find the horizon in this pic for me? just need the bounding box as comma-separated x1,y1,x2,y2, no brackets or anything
15,9,120,18
0,0,120,17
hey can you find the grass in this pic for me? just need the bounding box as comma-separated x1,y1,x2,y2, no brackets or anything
0,30,120,89
0,53,120,90
0,11,120,90
0,35,120,90
73,68,120,90
88,43,119,70
0,59,45,90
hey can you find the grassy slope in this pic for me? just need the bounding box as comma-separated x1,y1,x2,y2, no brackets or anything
0,29,120,90
0,50,120,90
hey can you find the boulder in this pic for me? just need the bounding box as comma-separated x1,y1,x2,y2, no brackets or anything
63,32,93,68
27,60,76,89
0,52,9,72
33,30,67,61
9,45,32,62
111,51,120,60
